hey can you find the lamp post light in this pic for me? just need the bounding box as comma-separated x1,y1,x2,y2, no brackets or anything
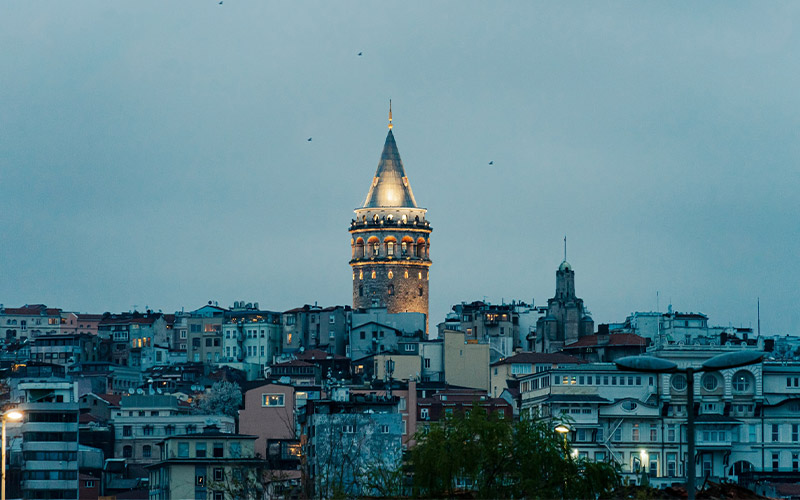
554,423,571,457
2,409,23,500
615,350,763,500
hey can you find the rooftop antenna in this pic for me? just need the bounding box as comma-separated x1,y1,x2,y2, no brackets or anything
564,235,567,262
388,99,393,130
656,291,660,313
757,297,761,342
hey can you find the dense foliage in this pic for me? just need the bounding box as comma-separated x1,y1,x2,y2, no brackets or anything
196,380,243,418
410,406,620,499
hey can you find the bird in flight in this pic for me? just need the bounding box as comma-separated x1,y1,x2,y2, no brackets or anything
308,137,312,142
218,1,223,4
358,52,363,56
488,161,494,165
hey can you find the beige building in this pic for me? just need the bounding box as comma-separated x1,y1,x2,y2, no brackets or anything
443,330,490,392
489,351,582,398
148,430,262,500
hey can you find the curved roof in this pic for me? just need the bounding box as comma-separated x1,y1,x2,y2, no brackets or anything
362,130,418,208
558,260,572,272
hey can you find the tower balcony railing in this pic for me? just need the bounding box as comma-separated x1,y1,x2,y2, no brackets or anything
350,219,431,230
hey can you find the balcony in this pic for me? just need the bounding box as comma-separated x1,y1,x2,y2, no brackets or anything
22,479,77,490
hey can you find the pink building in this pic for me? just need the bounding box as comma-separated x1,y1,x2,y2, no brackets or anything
239,382,296,457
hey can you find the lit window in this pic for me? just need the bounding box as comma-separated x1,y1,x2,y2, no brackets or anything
262,394,285,407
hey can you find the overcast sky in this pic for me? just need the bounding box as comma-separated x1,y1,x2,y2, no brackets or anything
1,2,798,334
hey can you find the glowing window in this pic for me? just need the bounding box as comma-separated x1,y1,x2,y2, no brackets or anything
388,271,393,279
371,271,376,279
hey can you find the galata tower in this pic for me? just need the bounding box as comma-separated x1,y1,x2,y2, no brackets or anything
349,105,432,331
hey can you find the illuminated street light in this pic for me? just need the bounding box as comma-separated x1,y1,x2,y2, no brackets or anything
2,409,24,500
616,350,764,500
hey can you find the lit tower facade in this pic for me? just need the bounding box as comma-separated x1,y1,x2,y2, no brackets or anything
349,106,432,330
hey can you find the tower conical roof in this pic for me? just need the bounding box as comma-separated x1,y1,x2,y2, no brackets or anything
362,130,418,208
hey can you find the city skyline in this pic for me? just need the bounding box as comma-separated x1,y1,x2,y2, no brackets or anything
2,3,799,333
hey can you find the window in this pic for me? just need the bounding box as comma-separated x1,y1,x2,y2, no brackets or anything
613,427,622,441
379,424,390,434
404,344,414,352
671,374,687,391
123,446,133,458
262,394,285,407
595,451,606,462
123,426,132,437
793,424,799,442
424,358,431,369
196,442,207,458
187,425,197,434
668,425,676,442
230,442,241,458
793,453,799,473
772,424,780,442
359,331,365,340
702,374,718,391
165,425,175,436
772,452,780,471
420,408,429,420
143,425,154,436
142,445,151,458
342,424,355,433
632,423,640,441
178,442,189,458
213,442,224,458
667,453,677,477
732,371,752,392
650,424,657,442
85,481,95,488
214,467,224,481
596,427,604,443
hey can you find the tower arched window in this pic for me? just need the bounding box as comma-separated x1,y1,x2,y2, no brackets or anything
418,287,423,297
388,285,394,295
387,241,394,256
404,270,409,279
359,286,363,297
388,271,393,279
371,271,376,279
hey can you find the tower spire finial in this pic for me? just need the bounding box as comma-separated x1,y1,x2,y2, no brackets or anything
564,235,567,262
388,99,393,130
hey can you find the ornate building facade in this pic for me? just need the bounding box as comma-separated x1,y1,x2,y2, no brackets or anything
534,260,594,353
349,111,432,331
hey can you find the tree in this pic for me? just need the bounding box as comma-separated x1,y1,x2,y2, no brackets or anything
410,405,620,499
196,380,243,419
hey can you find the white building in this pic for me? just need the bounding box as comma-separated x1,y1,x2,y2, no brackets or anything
519,343,797,488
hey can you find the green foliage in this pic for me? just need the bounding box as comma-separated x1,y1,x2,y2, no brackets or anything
410,405,620,499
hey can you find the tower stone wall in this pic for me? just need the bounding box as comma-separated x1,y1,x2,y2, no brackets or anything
349,124,431,332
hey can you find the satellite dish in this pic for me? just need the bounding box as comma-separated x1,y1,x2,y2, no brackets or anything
136,389,144,395
127,388,134,394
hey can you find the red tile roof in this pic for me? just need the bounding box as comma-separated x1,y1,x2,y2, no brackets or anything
563,333,646,349
3,305,61,316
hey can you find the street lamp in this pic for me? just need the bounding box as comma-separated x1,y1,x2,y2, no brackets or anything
615,350,764,500
554,423,571,456
2,409,23,500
